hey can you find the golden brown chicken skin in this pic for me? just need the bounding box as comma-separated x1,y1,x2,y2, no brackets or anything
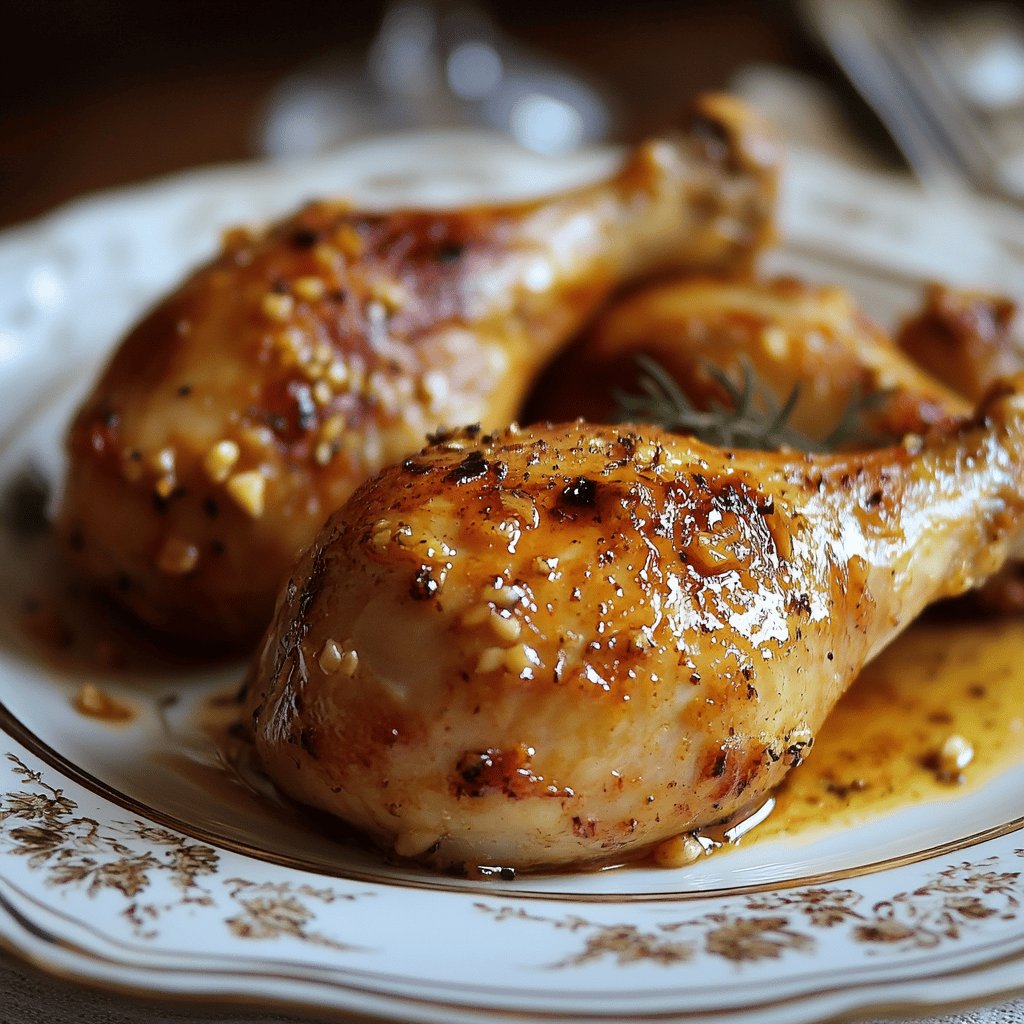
57,95,778,648
897,284,1024,612
244,378,1024,871
897,283,1020,403
527,276,969,442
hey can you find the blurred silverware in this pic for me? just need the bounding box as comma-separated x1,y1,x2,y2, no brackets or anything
801,0,1024,200
259,1,616,158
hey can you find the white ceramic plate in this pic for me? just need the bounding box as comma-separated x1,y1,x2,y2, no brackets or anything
1,134,1023,1024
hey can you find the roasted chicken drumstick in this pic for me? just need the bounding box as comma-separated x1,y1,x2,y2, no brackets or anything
244,379,1024,870
58,95,777,647
527,276,969,442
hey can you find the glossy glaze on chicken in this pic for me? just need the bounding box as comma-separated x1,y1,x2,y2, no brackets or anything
897,284,1020,403
529,274,1024,614
898,285,1024,612
58,94,778,647
244,379,1024,870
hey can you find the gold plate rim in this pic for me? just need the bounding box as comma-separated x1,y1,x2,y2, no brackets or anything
2,701,1022,904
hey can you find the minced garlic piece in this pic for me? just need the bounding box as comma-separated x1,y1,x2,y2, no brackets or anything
293,276,327,302
490,611,522,643
334,224,364,258
156,536,200,575
652,833,704,868
150,446,176,476
312,243,337,271
938,733,974,781
73,682,134,723
225,470,266,518
311,380,332,407
314,442,336,466
629,630,650,653
261,292,294,322
476,647,505,674
762,325,790,360
326,361,349,388
632,441,659,468
483,582,521,607
370,519,392,552
320,415,345,443
318,639,343,673
221,225,257,250
461,605,491,628
276,326,306,359
154,476,177,500
370,279,406,313
239,425,275,450
202,440,240,484
418,370,449,411
503,644,534,676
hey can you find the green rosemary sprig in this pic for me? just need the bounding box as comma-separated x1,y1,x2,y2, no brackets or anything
612,354,892,452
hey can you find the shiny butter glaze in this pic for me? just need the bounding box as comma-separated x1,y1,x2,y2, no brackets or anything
57,94,778,648
244,383,1024,870
529,274,1024,613
897,284,1020,404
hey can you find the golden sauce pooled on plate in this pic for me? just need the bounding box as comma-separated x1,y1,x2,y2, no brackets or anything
756,618,1024,844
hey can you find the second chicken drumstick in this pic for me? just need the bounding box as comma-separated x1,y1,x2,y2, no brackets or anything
244,377,1024,870
59,94,778,647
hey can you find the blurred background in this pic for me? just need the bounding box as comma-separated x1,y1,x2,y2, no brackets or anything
3,0,1023,231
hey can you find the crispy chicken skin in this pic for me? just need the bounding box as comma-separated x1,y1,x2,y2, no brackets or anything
897,285,1024,612
244,380,1024,870
527,276,969,441
57,94,778,647
897,284,1020,403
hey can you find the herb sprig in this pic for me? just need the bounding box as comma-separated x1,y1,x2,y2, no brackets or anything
612,354,891,452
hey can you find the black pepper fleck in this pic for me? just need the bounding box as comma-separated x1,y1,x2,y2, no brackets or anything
410,565,441,600
447,450,489,485
560,477,597,507
291,228,321,249
436,242,465,263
